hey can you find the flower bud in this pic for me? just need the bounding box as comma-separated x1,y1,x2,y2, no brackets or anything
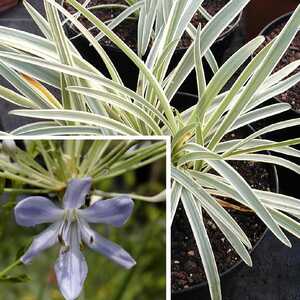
2,140,18,157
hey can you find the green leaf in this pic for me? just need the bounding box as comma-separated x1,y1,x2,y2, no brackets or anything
181,188,221,300
10,109,141,136
184,143,291,247
0,274,31,283
171,166,250,247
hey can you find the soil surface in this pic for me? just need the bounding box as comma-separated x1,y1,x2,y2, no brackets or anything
64,0,233,50
259,18,300,112
171,131,274,292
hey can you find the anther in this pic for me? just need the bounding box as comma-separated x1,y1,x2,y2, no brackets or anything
62,245,70,254
90,235,94,244
58,234,64,244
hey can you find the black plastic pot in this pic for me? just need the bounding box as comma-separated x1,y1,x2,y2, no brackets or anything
0,0,18,13
244,0,298,41
178,12,243,94
64,10,242,93
258,11,298,110
171,120,279,300
66,25,140,90
171,92,198,112
255,11,299,117
252,11,300,198
172,231,268,300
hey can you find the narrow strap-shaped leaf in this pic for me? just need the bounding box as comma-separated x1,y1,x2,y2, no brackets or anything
138,0,158,57
177,150,222,166
229,138,300,157
172,123,196,152
186,23,219,74
190,36,265,125
216,139,300,158
171,181,182,223
20,74,62,109
67,87,166,134
49,0,123,86
95,1,143,42
45,1,86,111
0,85,37,108
194,25,206,104
223,118,300,157
226,154,300,175
0,62,55,109
181,188,221,300
206,205,252,266
23,0,53,40
184,143,291,247
193,171,300,237
246,72,300,113
230,103,290,132
172,166,250,246
255,190,300,217
188,175,253,264
11,109,141,135
262,60,300,89
268,208,300,239
11,124,104,136
209,6,300,149
66,0,177,130
165,0,249,99
0,54,60,87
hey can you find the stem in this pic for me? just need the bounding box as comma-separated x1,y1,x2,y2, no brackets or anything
0,259,22,278
93,152,166,182
0,172,54,190
3,188,51,194
90,141,136,177
93,190,166,202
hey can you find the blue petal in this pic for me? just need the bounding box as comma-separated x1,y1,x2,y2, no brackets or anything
79,196,134,227
63,177,92,209
80,220,136,269
15,196,63,227
21,221,61,264
55,224,88,300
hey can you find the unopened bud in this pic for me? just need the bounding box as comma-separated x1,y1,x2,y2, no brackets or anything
2,140,18,156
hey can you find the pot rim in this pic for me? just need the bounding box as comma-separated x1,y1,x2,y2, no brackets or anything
0,0,19,13
172,94,279,295
62,2,243,53
256,10,300,115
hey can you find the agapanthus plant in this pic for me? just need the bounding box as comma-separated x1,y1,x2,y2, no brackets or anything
0,138,166,298
15,176,135,300
0,0,254,136
0,0,300,299
63,0,213,57
0,139,166,196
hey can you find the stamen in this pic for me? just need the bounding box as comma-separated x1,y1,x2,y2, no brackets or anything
85,195,91,207
62,245,70,254
71,209,77,222
80,242,85,251
58,233,64,245
90,235,94,244
58,221,67,246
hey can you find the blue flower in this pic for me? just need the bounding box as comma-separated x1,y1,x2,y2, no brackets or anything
14,177,136,300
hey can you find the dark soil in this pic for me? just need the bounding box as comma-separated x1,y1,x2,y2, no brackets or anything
64,0,138,48
259,17,300,111
64,0,234,50
171,131,274,292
